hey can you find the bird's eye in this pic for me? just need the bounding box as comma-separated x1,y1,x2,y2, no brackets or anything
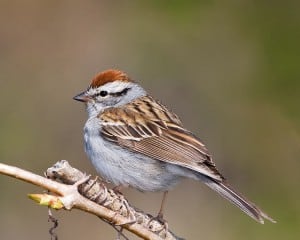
99,91,108,97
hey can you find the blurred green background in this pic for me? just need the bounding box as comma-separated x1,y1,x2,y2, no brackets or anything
0,1,299,239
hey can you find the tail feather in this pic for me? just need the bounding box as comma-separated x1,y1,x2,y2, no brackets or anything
201,176,276,224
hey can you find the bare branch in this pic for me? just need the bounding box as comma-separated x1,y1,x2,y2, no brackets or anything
0,161,183,240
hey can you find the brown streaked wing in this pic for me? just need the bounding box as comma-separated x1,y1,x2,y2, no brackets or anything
99,98,224,181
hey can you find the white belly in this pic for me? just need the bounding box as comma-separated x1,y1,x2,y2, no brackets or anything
83,118,183,192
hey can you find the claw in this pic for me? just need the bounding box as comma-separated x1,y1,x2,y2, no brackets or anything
114,195,137,226
147,214,168,236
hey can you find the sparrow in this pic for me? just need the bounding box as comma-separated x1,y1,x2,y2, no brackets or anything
73,69,275,224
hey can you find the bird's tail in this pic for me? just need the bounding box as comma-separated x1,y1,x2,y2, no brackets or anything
200,176,276,224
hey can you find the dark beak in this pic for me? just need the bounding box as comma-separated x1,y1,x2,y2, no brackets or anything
73,91,90,102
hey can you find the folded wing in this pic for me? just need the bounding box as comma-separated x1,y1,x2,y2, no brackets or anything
99,95,224,181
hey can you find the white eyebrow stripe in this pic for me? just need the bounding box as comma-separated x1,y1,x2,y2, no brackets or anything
101,81,133,93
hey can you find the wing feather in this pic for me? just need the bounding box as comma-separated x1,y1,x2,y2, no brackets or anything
99,96,224,181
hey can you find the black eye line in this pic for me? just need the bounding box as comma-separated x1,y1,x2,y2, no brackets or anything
94,90,108,98
110,87,131,97
93,87,131,98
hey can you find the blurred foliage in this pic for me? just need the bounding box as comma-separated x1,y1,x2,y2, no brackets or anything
0,1,299,240
238,1,300,125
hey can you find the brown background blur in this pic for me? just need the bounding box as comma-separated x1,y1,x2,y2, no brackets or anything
0,1,299,240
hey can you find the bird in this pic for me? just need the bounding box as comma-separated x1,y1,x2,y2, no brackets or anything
73,69,275,224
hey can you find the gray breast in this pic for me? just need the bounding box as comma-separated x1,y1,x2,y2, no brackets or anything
83,117,184,191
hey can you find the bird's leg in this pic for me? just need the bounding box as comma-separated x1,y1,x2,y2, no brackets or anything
157,191,168,220
147,191,169,234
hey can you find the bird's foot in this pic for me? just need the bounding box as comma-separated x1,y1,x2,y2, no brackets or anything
147,212,169,235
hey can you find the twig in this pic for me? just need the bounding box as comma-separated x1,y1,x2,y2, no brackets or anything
48,209,58,240
0,161,183,240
